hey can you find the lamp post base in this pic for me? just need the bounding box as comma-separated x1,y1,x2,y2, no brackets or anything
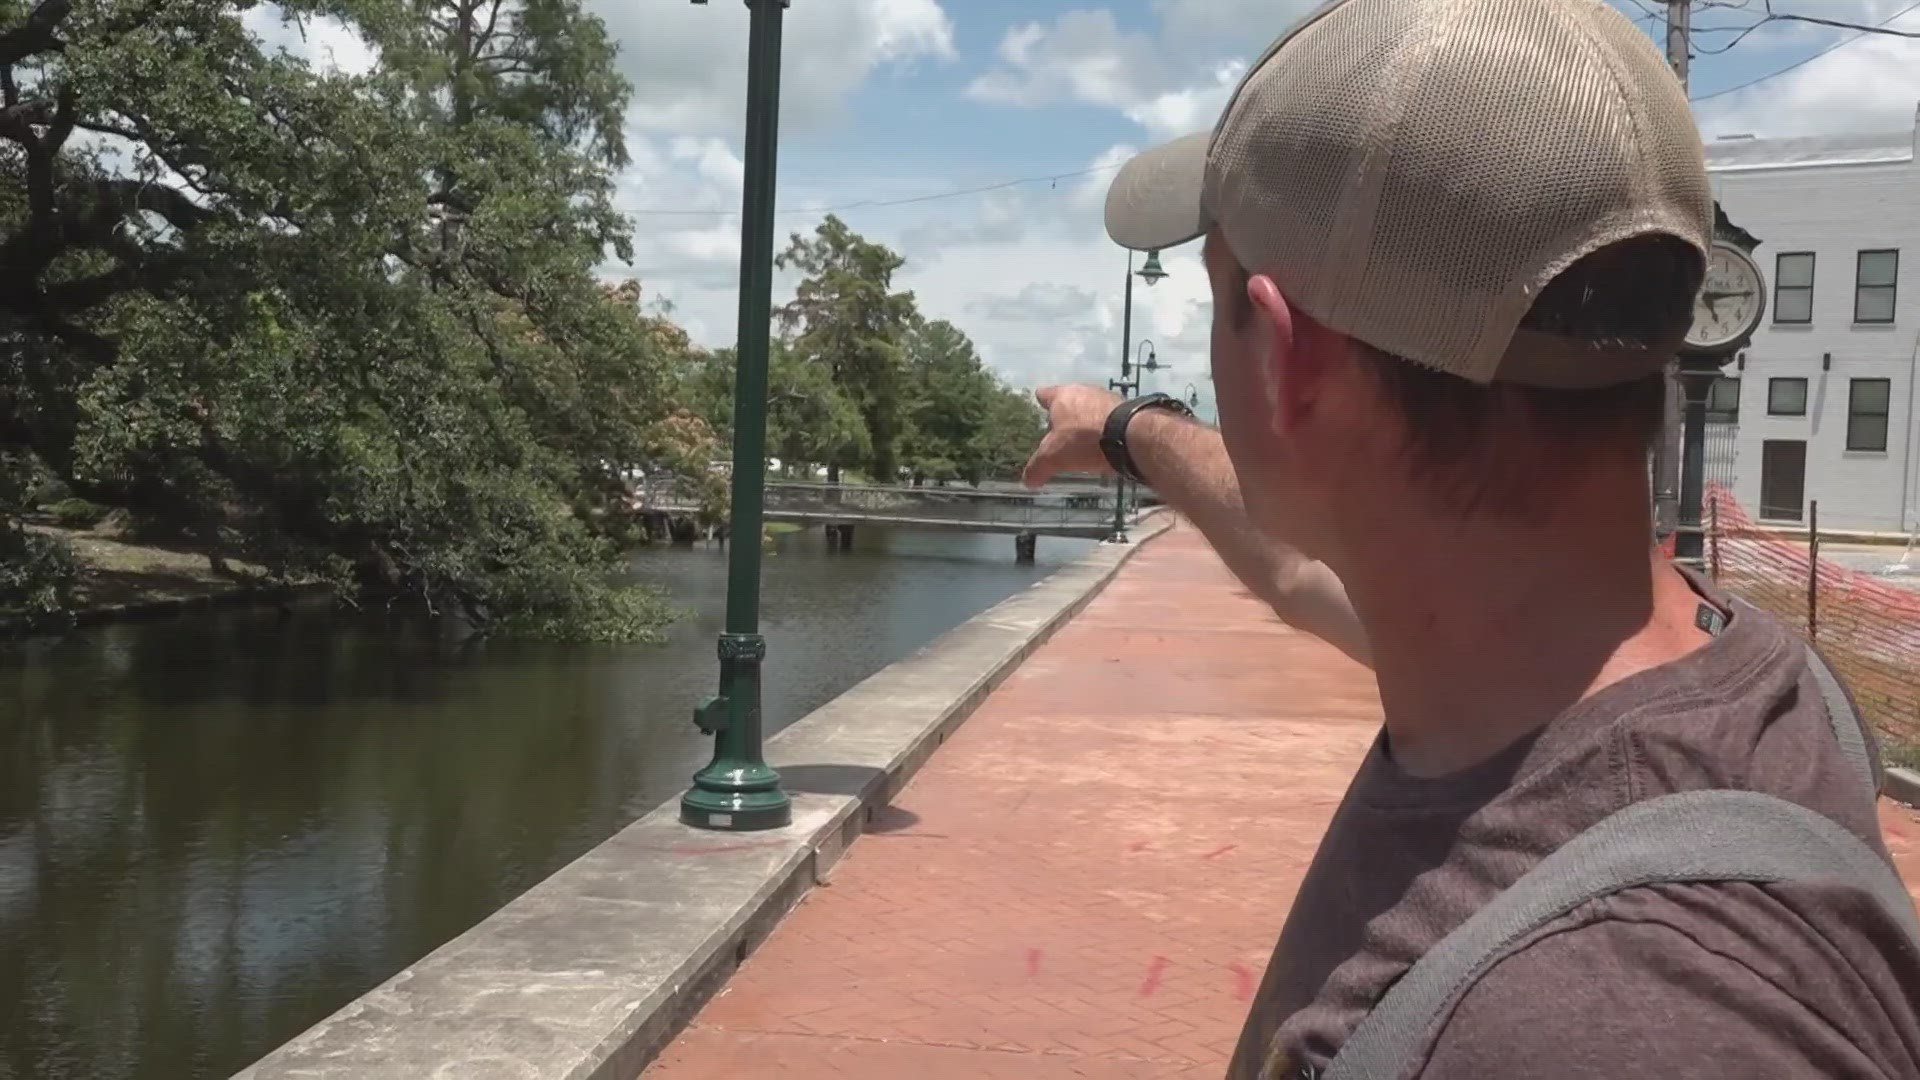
680,761,792,831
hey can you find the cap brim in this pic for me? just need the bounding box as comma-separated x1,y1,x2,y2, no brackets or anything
1104,131,1212,251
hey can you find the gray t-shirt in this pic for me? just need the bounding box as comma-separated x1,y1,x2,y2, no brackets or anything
1230,577,1920,1079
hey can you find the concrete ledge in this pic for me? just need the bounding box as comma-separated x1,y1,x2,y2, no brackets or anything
1886,766,1920,809
236,511,1174,1080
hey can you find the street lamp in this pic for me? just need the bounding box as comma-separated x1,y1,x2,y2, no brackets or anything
1137,249,1167,286
681,0,792,833
1134,340,1166,386
1108,249,1168,544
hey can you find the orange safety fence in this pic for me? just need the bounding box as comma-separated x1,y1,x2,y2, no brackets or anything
1706,483,1920,753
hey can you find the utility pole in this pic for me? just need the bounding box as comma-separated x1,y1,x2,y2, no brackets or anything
1652,0,1691,544
1666,0,1690,85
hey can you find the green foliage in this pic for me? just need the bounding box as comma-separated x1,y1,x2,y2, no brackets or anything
682,339,869,481
776,215,917,482
898,318,1045,485
770,219,1042,488
48,497,108,528
0,0,683,638
0,526,79,620
1,452,78,619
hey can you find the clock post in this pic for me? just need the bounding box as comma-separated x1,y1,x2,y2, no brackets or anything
1675,207,1765,569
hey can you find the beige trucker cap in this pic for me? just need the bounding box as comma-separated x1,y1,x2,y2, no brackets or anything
1105,0,1715,388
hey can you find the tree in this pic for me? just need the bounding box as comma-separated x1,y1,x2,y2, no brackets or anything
0,0,683,639
973,379,1047,481
896,318,1044,485
775,215,916,483
899,318,992,483
680,339,868,482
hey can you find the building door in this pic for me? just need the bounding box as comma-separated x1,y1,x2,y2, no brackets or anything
1759,440,1806,522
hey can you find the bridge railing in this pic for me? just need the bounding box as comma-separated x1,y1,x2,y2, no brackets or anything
638,478,1117,531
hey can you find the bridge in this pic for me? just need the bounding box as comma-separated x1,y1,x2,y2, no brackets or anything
636,479,1138,552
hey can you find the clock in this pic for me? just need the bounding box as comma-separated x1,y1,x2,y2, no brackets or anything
1684,242,1767,355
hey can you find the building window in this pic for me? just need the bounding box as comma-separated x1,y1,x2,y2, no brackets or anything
1768,377,1808,416
1760,440,1806,522
1774,253,1814,324
1855,249,1898,323
1847,378,1891,452
1707,376,1740,422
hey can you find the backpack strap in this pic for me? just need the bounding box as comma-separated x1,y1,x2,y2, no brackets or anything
1322,789,1920,1080
1803,642,1883,798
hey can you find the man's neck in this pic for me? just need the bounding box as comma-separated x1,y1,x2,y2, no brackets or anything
1335,499,1713,779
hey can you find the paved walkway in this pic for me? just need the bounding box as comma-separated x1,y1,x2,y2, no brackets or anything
646,523,1920,1080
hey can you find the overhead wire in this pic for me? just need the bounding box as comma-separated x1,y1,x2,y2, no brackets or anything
1690,0,1920,99
627,163,1121,218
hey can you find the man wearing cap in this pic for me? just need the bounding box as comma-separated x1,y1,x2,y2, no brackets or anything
1023,0,1920,1077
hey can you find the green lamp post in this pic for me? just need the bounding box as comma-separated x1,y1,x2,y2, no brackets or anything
681,0,793,832
1108,249,1168,543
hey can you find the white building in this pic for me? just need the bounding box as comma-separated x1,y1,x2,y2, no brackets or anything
1705,110,1920,536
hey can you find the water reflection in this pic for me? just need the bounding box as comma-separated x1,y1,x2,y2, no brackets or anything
0,526,1091,1080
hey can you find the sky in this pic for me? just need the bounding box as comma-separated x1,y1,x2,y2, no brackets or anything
253,0,1920,422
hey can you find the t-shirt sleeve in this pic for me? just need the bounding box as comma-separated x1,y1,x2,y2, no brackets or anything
1417,916,1896,1080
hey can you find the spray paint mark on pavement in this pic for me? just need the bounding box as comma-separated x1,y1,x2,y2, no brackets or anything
1139,955,1171,997
1229,962,1256,1001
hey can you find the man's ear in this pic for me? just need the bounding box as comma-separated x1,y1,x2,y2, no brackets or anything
1247,274,1317,436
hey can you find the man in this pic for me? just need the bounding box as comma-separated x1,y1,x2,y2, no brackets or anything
1023,0,1920,1077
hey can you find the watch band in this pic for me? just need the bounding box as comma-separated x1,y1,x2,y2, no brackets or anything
1101,393,1195,484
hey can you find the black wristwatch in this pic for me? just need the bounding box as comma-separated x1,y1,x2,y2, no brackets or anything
1101,393,1195,484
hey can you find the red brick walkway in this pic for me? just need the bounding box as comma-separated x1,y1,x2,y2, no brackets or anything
646,523,1920,1080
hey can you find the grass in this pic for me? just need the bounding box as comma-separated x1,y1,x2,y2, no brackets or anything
27,525,272,611
1886,740,1920,774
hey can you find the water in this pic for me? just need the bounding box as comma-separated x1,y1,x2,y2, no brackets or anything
0,526,1092,1080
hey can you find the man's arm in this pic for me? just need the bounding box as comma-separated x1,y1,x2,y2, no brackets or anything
1023,386,1370,667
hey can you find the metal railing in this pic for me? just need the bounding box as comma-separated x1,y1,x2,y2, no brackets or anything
638,478,1119,533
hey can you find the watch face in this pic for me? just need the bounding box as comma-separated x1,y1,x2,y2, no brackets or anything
1685,244,1766,353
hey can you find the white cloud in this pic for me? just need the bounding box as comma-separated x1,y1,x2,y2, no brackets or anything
966,12,1166,112
1121,60,1245,139
1693,6,1920,137
625,0,1920,412
1153,0,1319,47
591,0,954,137
966,3,1310,141
243,7,379,77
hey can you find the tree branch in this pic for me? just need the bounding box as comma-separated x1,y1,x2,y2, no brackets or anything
0,95,55,137
83,177,216,234
45,84,75,154
478,0,506,51
74,117,143,142
473,55,536,76
0,0,72,67
39,250,200,312
1,303,116,362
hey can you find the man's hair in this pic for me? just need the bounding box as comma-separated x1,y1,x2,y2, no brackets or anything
1225,236,1702,514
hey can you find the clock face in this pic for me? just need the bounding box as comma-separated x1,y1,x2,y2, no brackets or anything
1685,243,1767,353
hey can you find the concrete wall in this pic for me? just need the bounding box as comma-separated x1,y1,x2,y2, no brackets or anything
1708,122,1920,534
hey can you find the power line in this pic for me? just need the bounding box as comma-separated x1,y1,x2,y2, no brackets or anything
628,163,1121,218
1689,0,1920,98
